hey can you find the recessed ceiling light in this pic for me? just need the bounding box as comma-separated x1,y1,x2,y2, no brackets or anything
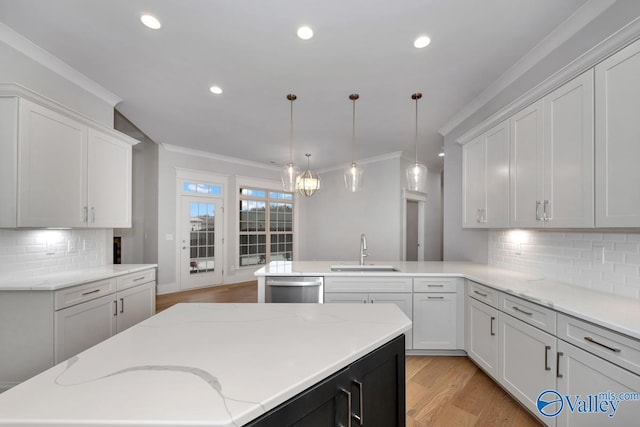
141,14,161,30
297,26,314,40
414,35,431,49
209,85,223,95
438,152,445,157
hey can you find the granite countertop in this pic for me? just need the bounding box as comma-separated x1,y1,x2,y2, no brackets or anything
0,264,157,291
256,261,640,341
0,303,412,427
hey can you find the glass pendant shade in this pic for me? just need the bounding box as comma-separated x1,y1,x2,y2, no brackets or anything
344,162,364,192
281,162,301,192
296,154,320,197
406,162,428,192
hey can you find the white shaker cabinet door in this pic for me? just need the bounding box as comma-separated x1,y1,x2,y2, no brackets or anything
484,119,510,228
116,281,156,333
556,340,640,427
17,98,87,227
510,99,544,228
87,128,132,228
543,69,594,228
412,293,457,350
54,294,117,363
466,297,498,378
595,39,640,227
462,135,486,228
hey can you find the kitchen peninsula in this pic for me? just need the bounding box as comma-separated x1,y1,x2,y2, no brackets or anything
0,303,411,427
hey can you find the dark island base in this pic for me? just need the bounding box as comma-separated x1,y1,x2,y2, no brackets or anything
246,334,406,427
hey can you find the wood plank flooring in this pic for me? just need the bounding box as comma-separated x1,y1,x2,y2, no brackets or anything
156,282,541,426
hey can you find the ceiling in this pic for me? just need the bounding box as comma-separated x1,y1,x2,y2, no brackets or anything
0,0,592,171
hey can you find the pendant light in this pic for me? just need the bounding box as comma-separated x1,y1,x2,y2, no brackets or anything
296,154,320,197
281,94,301,192
344,94,364,192
406,92,428,192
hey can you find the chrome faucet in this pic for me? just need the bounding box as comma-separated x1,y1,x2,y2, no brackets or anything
359,233,368,265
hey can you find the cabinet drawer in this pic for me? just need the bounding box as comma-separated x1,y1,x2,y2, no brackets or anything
324,277,412,293
116,269,156,291
557,314,640,375
413,277,458,293
499,293,556,335
54,279,116,310
467,281,498,307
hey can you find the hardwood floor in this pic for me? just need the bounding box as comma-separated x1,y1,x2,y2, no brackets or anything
155,283,541,426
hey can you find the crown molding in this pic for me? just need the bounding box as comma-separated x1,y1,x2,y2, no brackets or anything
456,13,640,145
439,0,616,137
161,143,281,171
0,22,121,107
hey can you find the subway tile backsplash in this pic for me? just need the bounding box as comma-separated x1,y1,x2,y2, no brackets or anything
489,230,640,299
0,229,109,276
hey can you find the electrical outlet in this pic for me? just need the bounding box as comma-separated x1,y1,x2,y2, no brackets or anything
46,242,56,255
67,239,77,253
592,246,605,264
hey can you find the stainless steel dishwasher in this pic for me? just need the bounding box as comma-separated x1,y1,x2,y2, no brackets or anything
265,276,324,303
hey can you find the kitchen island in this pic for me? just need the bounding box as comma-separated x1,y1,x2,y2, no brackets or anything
0,303,411,427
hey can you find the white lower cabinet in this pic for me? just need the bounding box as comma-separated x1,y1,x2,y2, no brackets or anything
556,340,640,427
325,291,413,349
55,279,155,363
413,293,457,350
498,311,557,425
466,296,498,377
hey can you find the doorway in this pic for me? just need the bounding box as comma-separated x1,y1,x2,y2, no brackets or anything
179,196,223,290
402,190,426,261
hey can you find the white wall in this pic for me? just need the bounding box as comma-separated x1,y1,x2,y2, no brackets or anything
442,1,640,263
424,168,443,261
490,230,640,300
155,145,281,294
0,41,113,126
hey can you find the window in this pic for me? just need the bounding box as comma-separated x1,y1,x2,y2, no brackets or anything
239,188,293,267
183,182,222,195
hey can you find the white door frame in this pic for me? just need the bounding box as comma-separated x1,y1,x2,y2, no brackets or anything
175,169,229,290
402,189,426,261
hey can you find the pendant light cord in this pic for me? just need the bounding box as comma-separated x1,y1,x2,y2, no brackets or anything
287,94,296,164
412,92,422,163
349,94,359,164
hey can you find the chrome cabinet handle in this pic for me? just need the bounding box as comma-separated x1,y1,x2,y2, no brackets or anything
474,290,488,297
535,201,542,221
543,200,550,221
91,207,96,223
133,276,145,282
119,298,124,314
544,345,551,371
428,284,444,287
556,352,563,378
81,289,100,296
82,206,88,223
340,388,352,427
512,306,533,316
476,208,482,223
353,380,364,425
428,296,444,300
584,336,621,353
481,208,487,223
490,316,496,336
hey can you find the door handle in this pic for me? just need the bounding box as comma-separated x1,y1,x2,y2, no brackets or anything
543,200,550,221
353,380,364,425
490,316,495,336
90,207,96,223
340,388,352,427
119,298,124,314
556,352,563,378
544,345,551,371
113,300,117,316
535,201,542,221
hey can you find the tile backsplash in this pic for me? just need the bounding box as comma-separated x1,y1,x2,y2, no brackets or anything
0,229,110,276
489,230,640,299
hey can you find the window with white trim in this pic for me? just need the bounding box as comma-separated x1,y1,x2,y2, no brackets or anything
239,188,293,267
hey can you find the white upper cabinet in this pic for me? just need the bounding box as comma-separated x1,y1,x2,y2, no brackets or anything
17,98,88,227
543,70,594,228
595,39,640,227
87,128,132,228
462,119,510,228
0,88,136,228
510,99,544,228
510,70,594,228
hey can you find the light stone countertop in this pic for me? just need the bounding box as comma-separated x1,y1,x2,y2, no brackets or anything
0,264,158,291
255,261,640,341
0,303,412,427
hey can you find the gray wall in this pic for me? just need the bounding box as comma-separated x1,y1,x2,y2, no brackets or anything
442,0,640,262
0,41,113,126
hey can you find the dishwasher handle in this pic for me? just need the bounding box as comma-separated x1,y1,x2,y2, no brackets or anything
266,278,323,287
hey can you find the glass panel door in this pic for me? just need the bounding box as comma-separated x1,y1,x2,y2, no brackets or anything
180,196,223,290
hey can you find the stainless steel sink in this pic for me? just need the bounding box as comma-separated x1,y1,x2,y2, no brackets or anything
330,264,398,272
